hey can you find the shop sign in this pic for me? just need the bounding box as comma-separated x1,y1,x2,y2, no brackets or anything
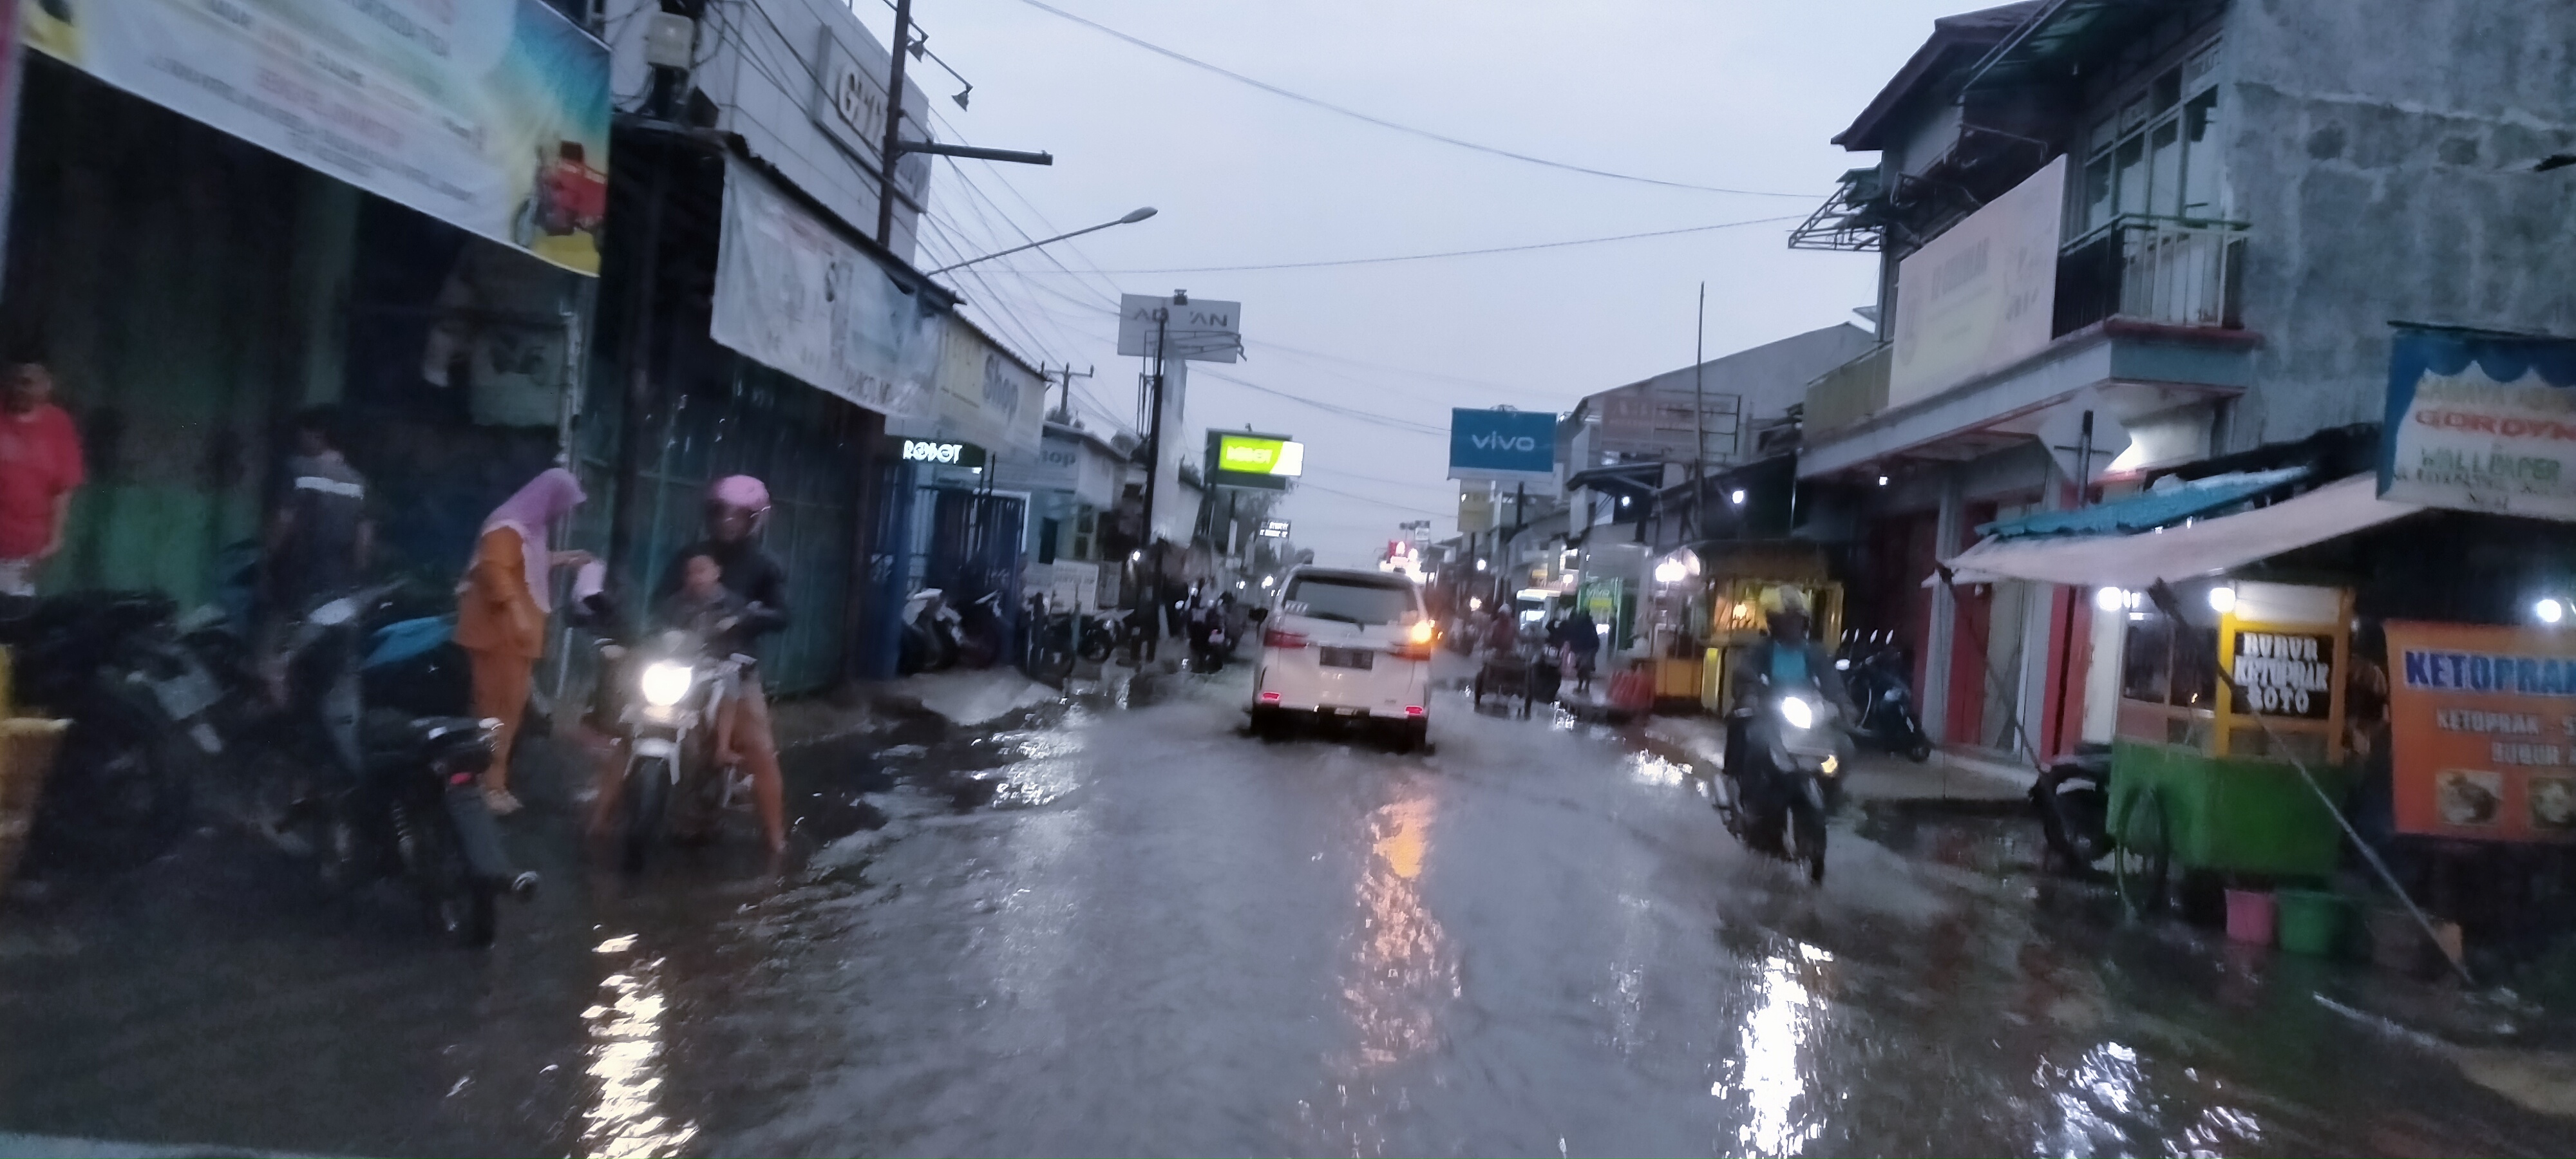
885,436,985,469
1204,431,1302,491
934,317,1043,454
2226,630,2334,719
714,161,941,419
2385,620,2576,842
1887,156,2065,409
1256,520,1291,539
1457,487,1495,533
26,0,611,274
2380,326,2576,520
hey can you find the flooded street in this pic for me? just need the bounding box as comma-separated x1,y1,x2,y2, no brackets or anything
4,671,2573,1156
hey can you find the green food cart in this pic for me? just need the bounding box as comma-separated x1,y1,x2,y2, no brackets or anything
2104,580,2356,912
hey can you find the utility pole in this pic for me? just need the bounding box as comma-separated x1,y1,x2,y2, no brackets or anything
874,0,915,247
1045,364,1092,422
1692,280,1706,541
1137,301,1173,657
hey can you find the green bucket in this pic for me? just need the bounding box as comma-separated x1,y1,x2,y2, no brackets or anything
2276,889,2351,957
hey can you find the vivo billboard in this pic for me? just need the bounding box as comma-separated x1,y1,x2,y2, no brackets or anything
1449,408,1557,485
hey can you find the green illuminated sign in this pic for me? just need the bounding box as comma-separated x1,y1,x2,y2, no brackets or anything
1206,431,1303,490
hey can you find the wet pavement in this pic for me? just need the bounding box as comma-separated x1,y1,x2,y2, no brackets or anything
5,668,2576,1156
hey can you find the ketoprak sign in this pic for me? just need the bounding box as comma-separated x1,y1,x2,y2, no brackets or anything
1449,408,1557,486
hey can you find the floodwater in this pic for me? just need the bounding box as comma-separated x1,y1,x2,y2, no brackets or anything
2,668,2572,1156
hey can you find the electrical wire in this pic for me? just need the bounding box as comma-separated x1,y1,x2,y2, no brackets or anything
1189,367,1446,436
1289,480,1453,518
1005,0,1818,199
992,214,1806,274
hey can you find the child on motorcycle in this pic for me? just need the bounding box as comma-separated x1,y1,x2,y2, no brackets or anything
653,551,746,769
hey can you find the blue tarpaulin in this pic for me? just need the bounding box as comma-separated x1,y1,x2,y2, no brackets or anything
1979,466,2311,540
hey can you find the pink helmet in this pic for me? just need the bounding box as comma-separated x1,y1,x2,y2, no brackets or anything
710,474,770,511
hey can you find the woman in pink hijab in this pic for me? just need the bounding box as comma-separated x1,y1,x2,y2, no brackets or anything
453,467,591,815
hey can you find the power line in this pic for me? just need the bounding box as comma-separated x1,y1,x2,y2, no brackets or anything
1291,480,1452,518
1007,0,1818,200
993,214,1805,274
1190,368,1447,435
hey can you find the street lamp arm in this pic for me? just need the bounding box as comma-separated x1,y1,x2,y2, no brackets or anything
925,208,1159,278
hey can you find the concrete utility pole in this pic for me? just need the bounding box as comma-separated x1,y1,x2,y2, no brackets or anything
1045,363,1092,422
1692,279,1707,540
1137,301,1173,656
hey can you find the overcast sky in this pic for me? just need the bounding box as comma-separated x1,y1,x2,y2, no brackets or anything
856,0,1971,567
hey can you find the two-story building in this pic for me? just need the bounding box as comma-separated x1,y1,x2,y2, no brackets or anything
1792,0,2576,758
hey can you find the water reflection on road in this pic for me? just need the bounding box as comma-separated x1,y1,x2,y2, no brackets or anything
578,935,696,1159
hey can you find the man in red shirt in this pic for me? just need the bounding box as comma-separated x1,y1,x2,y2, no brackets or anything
0,363,85,596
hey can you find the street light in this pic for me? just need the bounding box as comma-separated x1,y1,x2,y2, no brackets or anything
925,207,1159,277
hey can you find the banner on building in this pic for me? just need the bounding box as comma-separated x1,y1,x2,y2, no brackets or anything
2379,325,2576,521
1888,156,2065,410
1449,408,1557,485
926,317,1043,455
2385,620,2576,843
26,0,611,275
713,160,941,419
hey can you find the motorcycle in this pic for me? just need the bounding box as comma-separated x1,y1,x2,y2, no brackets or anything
601,627,754,873
1716,675,1848,883
953,590,1008,670
1835,632,1933,762
2031,742,2114,875
267,588,536,947
900,588,961,674
3,590,225,873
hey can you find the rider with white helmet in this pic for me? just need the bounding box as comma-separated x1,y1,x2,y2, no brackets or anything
654,474,791,855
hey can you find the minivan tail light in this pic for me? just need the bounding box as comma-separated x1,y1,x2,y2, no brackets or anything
1403,705,1426,717
1260,691,1283,704
1264,627,1308,648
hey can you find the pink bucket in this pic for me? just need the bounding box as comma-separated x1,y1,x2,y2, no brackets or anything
2225,889,2277,945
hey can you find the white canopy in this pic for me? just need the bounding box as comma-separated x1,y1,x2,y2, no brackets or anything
1941,475,2425,589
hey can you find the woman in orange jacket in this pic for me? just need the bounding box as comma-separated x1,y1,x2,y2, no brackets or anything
453,467,590,815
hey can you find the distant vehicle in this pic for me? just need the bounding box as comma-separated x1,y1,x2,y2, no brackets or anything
1246,567,1434,751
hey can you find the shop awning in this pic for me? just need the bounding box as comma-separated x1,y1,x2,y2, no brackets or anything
1977,466,2310,540
1940,475,2425,588
1564,464,1664,499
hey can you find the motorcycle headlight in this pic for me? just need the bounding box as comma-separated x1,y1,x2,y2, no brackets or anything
639,660,694,707
1779,696,1815,731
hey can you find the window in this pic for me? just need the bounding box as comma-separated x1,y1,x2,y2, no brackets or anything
1280,575,1417,626
1038,518,1059,565
2070,41,2228,239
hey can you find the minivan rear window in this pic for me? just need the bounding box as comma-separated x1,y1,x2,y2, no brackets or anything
1280,576,1416,626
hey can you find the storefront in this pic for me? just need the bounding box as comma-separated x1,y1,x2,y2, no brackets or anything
3,1,610,604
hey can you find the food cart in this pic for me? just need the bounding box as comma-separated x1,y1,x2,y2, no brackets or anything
1688,543,1842,715
1944,474,2420,913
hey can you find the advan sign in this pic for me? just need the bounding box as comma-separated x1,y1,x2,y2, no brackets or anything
1448,408,1557,486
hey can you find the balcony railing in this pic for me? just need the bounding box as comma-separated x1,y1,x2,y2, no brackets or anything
2054,215,2248,334
1802,344,1892,436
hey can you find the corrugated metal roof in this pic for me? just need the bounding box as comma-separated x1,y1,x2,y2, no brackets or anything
1979,466,2311,540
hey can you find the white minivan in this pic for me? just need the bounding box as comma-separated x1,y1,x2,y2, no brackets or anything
1247,566,1435,749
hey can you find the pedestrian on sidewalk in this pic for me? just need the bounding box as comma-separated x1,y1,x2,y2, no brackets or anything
0,363,84,598
256,406,374,778
1562,606,1600,693
454,467,591,816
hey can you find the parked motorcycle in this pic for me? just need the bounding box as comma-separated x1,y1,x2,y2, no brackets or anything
270,589,537,947
1835,632,1933,762
2032,742,2114,876
953,590,1008,670
3,590,224,873
1715,675,1847,883
601,627,754,873
900,589,961,674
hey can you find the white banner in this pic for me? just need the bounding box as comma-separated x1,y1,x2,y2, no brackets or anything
713,160,941,419
931,317,1044,455
1889,156,2065,409
28,0,611,274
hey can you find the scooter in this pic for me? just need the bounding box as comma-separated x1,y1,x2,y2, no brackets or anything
953,590,1008,670
1835,633,1933,762
1715,675,1848,883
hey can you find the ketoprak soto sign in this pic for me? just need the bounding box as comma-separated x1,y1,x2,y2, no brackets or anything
2385,621,2576,842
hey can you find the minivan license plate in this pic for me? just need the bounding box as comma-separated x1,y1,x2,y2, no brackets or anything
1319,647,1373,670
